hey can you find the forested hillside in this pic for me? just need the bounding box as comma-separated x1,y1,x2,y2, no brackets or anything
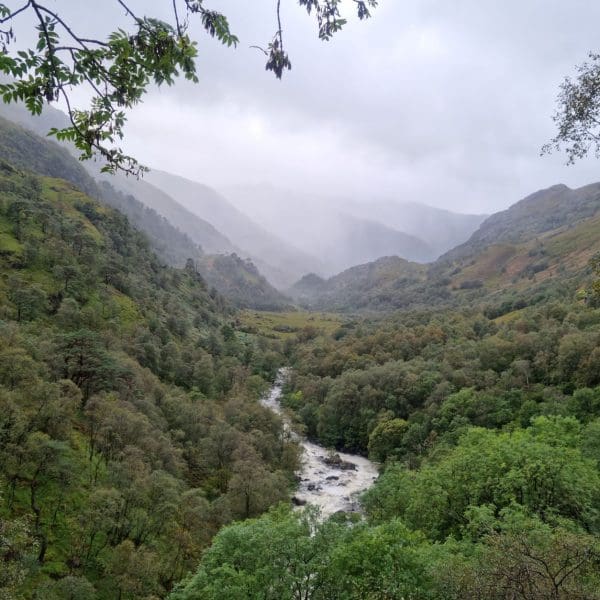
0,164,298,598
145,170,325,289
174,242,600,598
0,116,289,310
196,254,292,311
3,132,600,600
289,256,427,310
4,2,600,600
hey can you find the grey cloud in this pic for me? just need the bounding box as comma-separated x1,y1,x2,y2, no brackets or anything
13,1,600,213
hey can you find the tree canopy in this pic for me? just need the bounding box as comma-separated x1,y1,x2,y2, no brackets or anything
545,52,600,164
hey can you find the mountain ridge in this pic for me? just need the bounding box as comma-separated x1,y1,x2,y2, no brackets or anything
0,112,289,309
288,181,600,312
145,169,326,288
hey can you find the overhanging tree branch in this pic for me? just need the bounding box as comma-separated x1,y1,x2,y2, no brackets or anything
0,1,376,176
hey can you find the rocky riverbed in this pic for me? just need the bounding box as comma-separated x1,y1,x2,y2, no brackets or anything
262,369,379,519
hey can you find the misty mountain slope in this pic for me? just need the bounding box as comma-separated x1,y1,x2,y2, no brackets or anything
0,114,97,196
224,183,482,272
0,115,207,266
289,273,328,301
197,254,292,310
444,183,600,261
145,170,326,287
289,256,428,310
103,177,289,308
0,104,314,287
344,199,486,258
109,174,237,255
323,213,434,271
0,109,290,309
0,101,238,256
290,183,600,312
223,183,430,271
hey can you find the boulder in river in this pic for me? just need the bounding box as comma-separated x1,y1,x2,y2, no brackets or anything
322,453,357,471
292,496,307,506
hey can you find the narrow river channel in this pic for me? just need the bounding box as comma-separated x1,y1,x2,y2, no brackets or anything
262,369,379,519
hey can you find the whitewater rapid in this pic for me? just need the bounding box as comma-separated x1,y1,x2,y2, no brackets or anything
262,369,379,519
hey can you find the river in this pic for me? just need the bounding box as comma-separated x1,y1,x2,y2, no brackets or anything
262,369,379,519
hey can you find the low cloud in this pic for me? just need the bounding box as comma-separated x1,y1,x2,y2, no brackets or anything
37,1,600,212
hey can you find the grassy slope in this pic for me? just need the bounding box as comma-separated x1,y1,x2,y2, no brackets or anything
237,310,343,339
0,116,290,310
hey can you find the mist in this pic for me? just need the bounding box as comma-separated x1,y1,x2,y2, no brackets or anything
7,0,600,286
108,0,600,217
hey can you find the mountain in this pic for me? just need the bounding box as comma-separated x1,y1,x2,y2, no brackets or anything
0,162,295,597
0,113,98,197
443,182,600,260
289,256,427,311
1,103,481,282
0,115,203,267
106,173,237,255
343,199,486,258
290,182,600,312
197,254,292,311
223,183,484,269
317,213,433,272
144,170,325,288
0,101,239,257
0,112,289,309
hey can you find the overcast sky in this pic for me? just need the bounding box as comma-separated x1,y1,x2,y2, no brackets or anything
20,1,600,213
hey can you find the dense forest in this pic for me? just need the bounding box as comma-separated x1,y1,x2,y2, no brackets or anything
0,163,299,598
3,148,600,598
173,272,600,599
169,189,600,597
3,2,600,599
3,140,600,598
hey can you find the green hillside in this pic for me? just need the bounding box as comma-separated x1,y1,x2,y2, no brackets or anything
443,182,600,259
180,218,600,599
173,229,600,600
168,180,600,599
3,153,600,599
0,115,204,266
290,183,600,313
0,116,289,310
289,256,428,311
0,164,297,598
196,253,292,311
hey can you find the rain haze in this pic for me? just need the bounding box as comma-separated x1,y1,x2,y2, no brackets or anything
44,0,600,215
11,1,600,215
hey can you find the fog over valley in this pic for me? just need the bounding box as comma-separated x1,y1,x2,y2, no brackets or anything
118,0,600,214
5,2,600,598
7,0,600,288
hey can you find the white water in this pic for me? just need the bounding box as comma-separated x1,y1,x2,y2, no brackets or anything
262,369,379,519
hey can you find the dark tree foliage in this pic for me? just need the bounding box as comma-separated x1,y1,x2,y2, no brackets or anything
0,164,298,598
